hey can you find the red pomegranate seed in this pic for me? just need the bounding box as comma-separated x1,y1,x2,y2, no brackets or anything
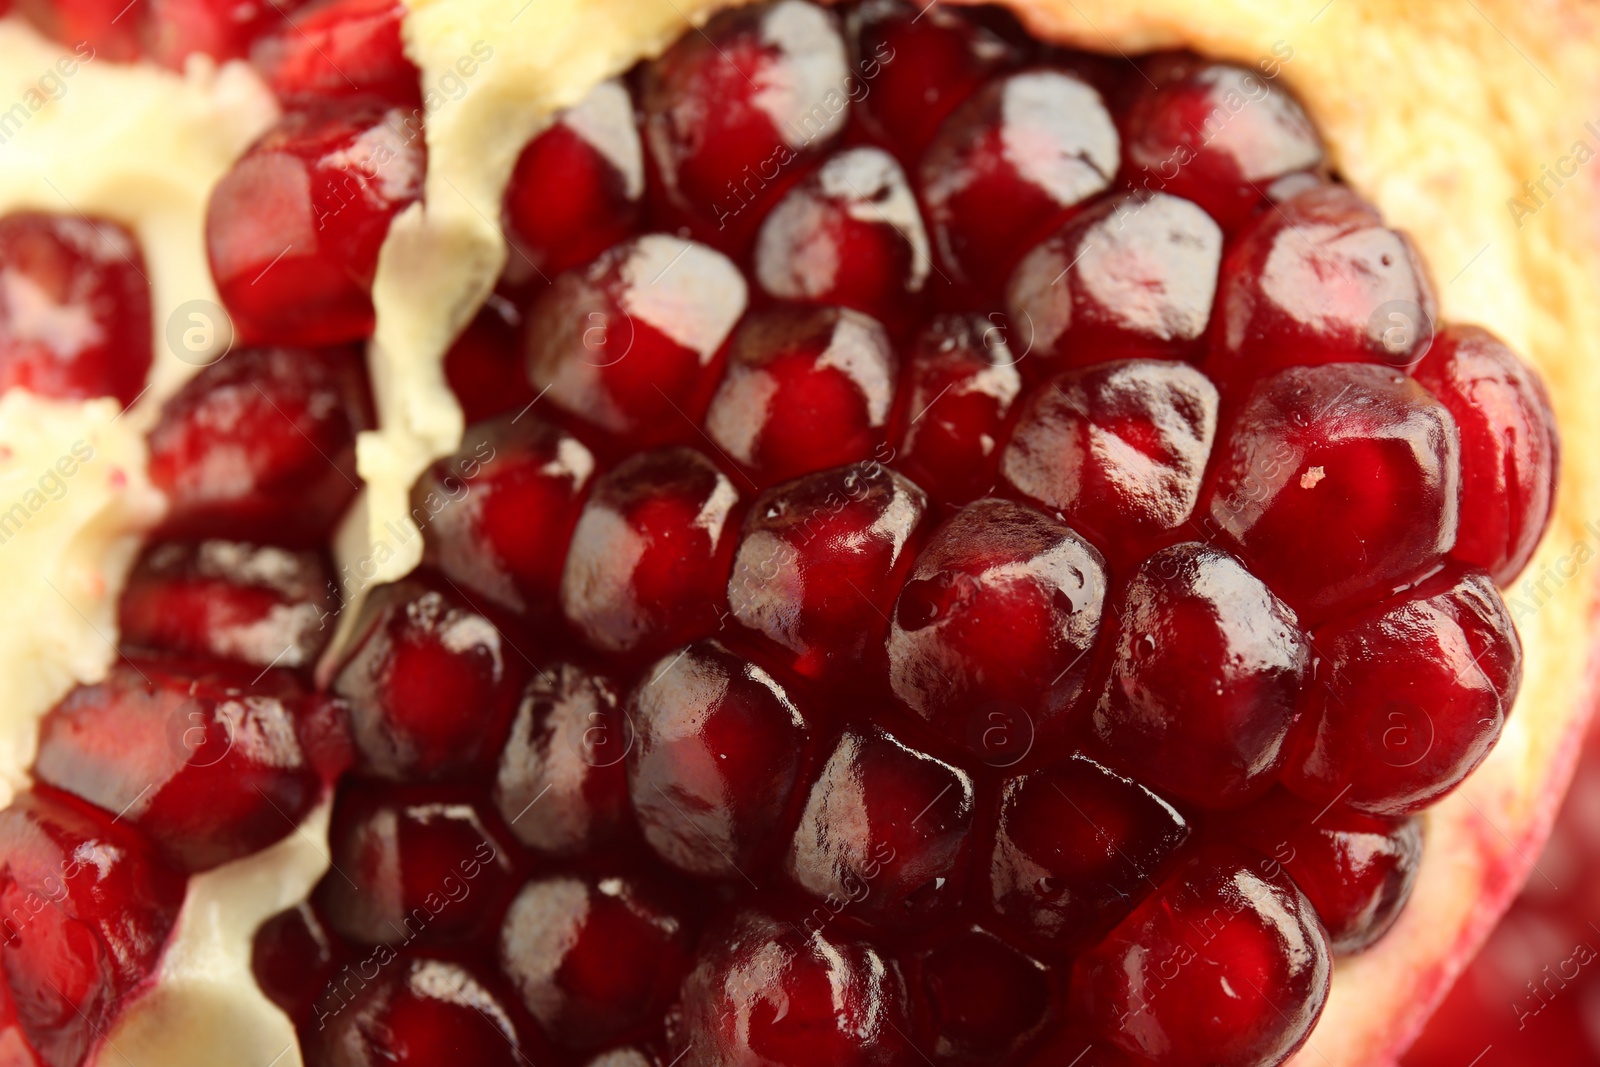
252,903,348,1024
524,234,747,449
142,0,299,68
32,659,323,871
494,662,632,857
0,212,152,407
118,539,335,671
206,101,425,347
918,68,1118,293
1071,845,1331,1067
728,461,928,681
640,0,851,254
250,0,418,105
0,788,185,1067
499,872,691,1050
888,498,1108,759
561,447,742,657
1413,323,1559,585
505,79,643,279
331,575,526,780
1283,567,1521,817
628,639,813,879
1005,191,1223,366
1123,55,1325,233
1200,362,1459,622
909,924,1053,1064
14,0,141,60
706,305,898,487
147,344,371,546
441,296,536,425
990,755,1188,954
1093,542,1309,809
1228,790,1423,954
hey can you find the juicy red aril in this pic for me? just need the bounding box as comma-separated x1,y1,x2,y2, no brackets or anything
888,498,1107,759
706,305,897,487
910,924,1053,1064
728,461,927,681
494,662,631,857
0,788,185,1067
441,296,536,425
1413,323,1559,584
499,872,691,1050
1227,790,1423,954
628,639,812,879
252,903,346,1024
141,0,298,69
505,79,643,279
250,0,417,106
1283,567,1521,817
640,0,850,254
1200,362,1459,622
147,344,371,545
206,101,424,346
561,447,742,657
1005,191,1222,365
0,212,151,407
1122,55,1324,233
32,660,321,871
524,234,746,449
990,755,1188,955
919,68,1118,293
1094,542,1308,809
14,0,140,60
416,412,594,614
331,576,525,780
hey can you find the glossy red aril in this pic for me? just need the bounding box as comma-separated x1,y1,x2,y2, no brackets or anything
0,212,151,407
1006,192,1222,365
331,576,525,780
919,69,1118,293
990,755,1188,955
706,305,898,487
728,461,928,681
911,925,1053,1064
888,498,1108,757
252,903,346,1025
1094,542,1308,809
1413,323,1559,584
250,0,417,105
561,447,741,657
14,0,140,60
1123,55,1324,232
640,0,851,253
524,234,746,448
147,344,370,545
206,101,424,346
142,0,300,68
499,872,691,1050
506,79,643,279
441,296,535,424
628,640,813,879
1283,567,1521,817
1072,845,1331,1067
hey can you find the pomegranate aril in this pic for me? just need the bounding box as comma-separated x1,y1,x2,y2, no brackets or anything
495,662,632,857
728,461,928,681
14,0,140,60
706,304,898,487
505,79,643,279
253,903,347,1024
250,0,417,106
1005,191,1222,365
909,924,1053,1065
1227,790,1423,954
640,0,851,254
206,101,424,346
888,497,1108,758
524,234,746,448
416,412,594,614
1123,55,1324,233
561,446,742,657
1071,845,1331,1067
1413,323,1559,585
0,212,152,407
628,639,813,879
499,871,691,1051
147,344,371,546
1283,567,1521,817
331,575,526,780
1200,361,1460,622
919,68,1118,293
142,0,299,68
1094,542,1308,809
441,295,536,424
990,754,1188,955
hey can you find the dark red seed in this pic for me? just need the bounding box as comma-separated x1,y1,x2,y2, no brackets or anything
252,903,347,1024
250,0,418,105
909,924,1053,1065
441,296,536,424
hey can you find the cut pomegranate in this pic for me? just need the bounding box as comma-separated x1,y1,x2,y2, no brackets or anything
250,0,417,105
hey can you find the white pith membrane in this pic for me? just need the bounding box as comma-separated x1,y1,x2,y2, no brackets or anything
0,0,1595,1063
